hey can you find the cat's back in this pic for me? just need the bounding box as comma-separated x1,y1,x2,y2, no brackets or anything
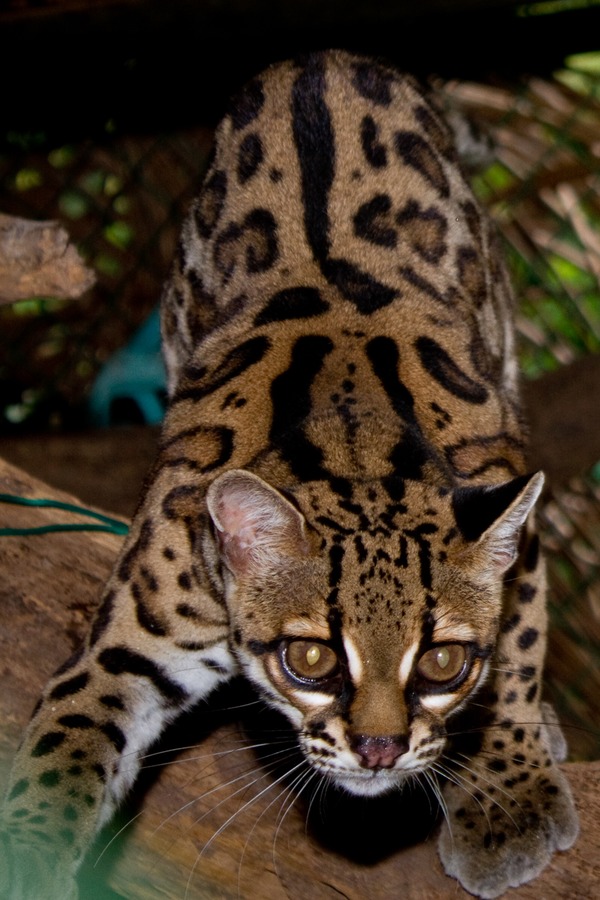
162,50,524,483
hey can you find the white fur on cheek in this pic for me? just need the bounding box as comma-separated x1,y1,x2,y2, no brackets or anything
399,641,420,685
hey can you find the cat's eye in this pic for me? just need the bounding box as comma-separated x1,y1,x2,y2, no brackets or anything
416,644,467,685
283,640,339,683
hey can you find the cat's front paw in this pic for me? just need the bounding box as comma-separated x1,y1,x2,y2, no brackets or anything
0,828,79,900
437,763,578,899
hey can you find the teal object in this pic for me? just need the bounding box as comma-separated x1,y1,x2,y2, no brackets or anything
88,306,167,426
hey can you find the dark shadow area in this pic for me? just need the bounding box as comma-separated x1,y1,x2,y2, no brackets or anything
2,1,600,142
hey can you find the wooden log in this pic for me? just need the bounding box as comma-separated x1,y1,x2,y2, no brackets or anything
0,456,596,899
0,213,95,304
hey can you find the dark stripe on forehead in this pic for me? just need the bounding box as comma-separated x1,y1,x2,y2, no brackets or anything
405,525,437,590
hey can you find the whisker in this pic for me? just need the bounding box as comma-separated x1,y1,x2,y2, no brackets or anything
235,763,314,896
156,745,301,837
446,753,524,815
196,757,308,859
432,761,497,836
421,769,450,836
438,756,523,835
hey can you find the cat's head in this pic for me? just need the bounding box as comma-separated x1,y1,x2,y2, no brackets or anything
205,468,543,797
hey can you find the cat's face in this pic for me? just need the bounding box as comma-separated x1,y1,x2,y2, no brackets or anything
205,469,542,796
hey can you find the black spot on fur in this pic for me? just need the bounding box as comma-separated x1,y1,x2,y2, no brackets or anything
8,779,29,800
518,627,539,650
254,287,329,326
89,590,116,646
230,77,265,130
203,659,230,675
99,647,187,705
100,694,125,711
518,583,537,604
292,54,334,264
50,671,90,701
269,335,333,480
214,208,279,282
134,591,168,637
194,170,227,239
416,336,488,404
519,665,536,681
58,714,94,730
117,519,153,582
351,61,394,105
237,132,263,183
366,336,430,480
501,613,521,634
31,732,66,758
100,722,126,753
395,131,449,197
175,602,203,619
174,335,270,403
178,571,192,590
526,683,538,703
321,258,397,313
38,769,62,787
360,115,387,167
354,194,397,247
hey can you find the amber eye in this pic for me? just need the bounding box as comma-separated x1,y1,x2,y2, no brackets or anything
284,640,339,682
416,644,467,685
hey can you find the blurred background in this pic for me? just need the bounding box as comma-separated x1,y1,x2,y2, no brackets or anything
1,0,600,759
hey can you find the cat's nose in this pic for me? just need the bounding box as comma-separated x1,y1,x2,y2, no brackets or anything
347,733,409,769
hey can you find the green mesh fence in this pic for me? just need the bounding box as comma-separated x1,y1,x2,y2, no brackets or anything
0,126,213,429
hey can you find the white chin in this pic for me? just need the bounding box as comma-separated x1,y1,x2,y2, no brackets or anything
332,772,403,798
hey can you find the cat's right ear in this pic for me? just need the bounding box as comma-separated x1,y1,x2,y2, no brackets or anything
205,469,311,579
452,471,544,579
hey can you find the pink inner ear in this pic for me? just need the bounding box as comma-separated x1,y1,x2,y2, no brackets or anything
207,471,308,578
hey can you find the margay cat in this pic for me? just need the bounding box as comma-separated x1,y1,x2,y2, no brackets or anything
0,50,578,899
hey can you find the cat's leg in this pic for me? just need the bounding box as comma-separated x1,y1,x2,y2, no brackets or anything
438,524,579,898
0,462,236,900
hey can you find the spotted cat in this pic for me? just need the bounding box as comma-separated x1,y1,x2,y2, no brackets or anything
0,50,578,899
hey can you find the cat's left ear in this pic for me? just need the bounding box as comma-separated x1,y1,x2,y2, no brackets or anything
452,471,544,576
206,469,311,579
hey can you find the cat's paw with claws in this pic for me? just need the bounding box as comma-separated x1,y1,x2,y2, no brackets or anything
437,763,578,898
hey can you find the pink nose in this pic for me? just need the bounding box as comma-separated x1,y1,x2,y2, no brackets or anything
348,734,409,769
